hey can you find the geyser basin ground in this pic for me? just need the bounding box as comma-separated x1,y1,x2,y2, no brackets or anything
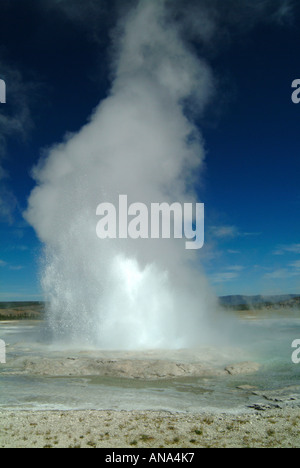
1,313,300,415
1,313,300,448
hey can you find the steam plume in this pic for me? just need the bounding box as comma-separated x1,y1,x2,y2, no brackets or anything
25,0,292,349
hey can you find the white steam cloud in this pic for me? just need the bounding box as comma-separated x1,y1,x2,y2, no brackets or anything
24,0,293,349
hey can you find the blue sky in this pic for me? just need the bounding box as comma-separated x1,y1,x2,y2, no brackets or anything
0,0,300,300
199,17,300,296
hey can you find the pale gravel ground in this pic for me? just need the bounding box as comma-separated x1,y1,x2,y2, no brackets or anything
1,317,300,448
1,408,300,448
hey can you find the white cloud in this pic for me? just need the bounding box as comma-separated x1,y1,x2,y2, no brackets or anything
273,244,300,255
0,61,37,224
264,265,300,279
210,272,239,283
0,63,34,150
209,225,239,239
7,244,29,252
0,259,24,270
227,265,245,272
272,0,294,24
209,264,245,283
264,268,290,279
209,224,261,241
9,265,25,271
0,185,18,225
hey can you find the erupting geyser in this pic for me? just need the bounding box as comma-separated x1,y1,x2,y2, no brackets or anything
25,0,219,349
